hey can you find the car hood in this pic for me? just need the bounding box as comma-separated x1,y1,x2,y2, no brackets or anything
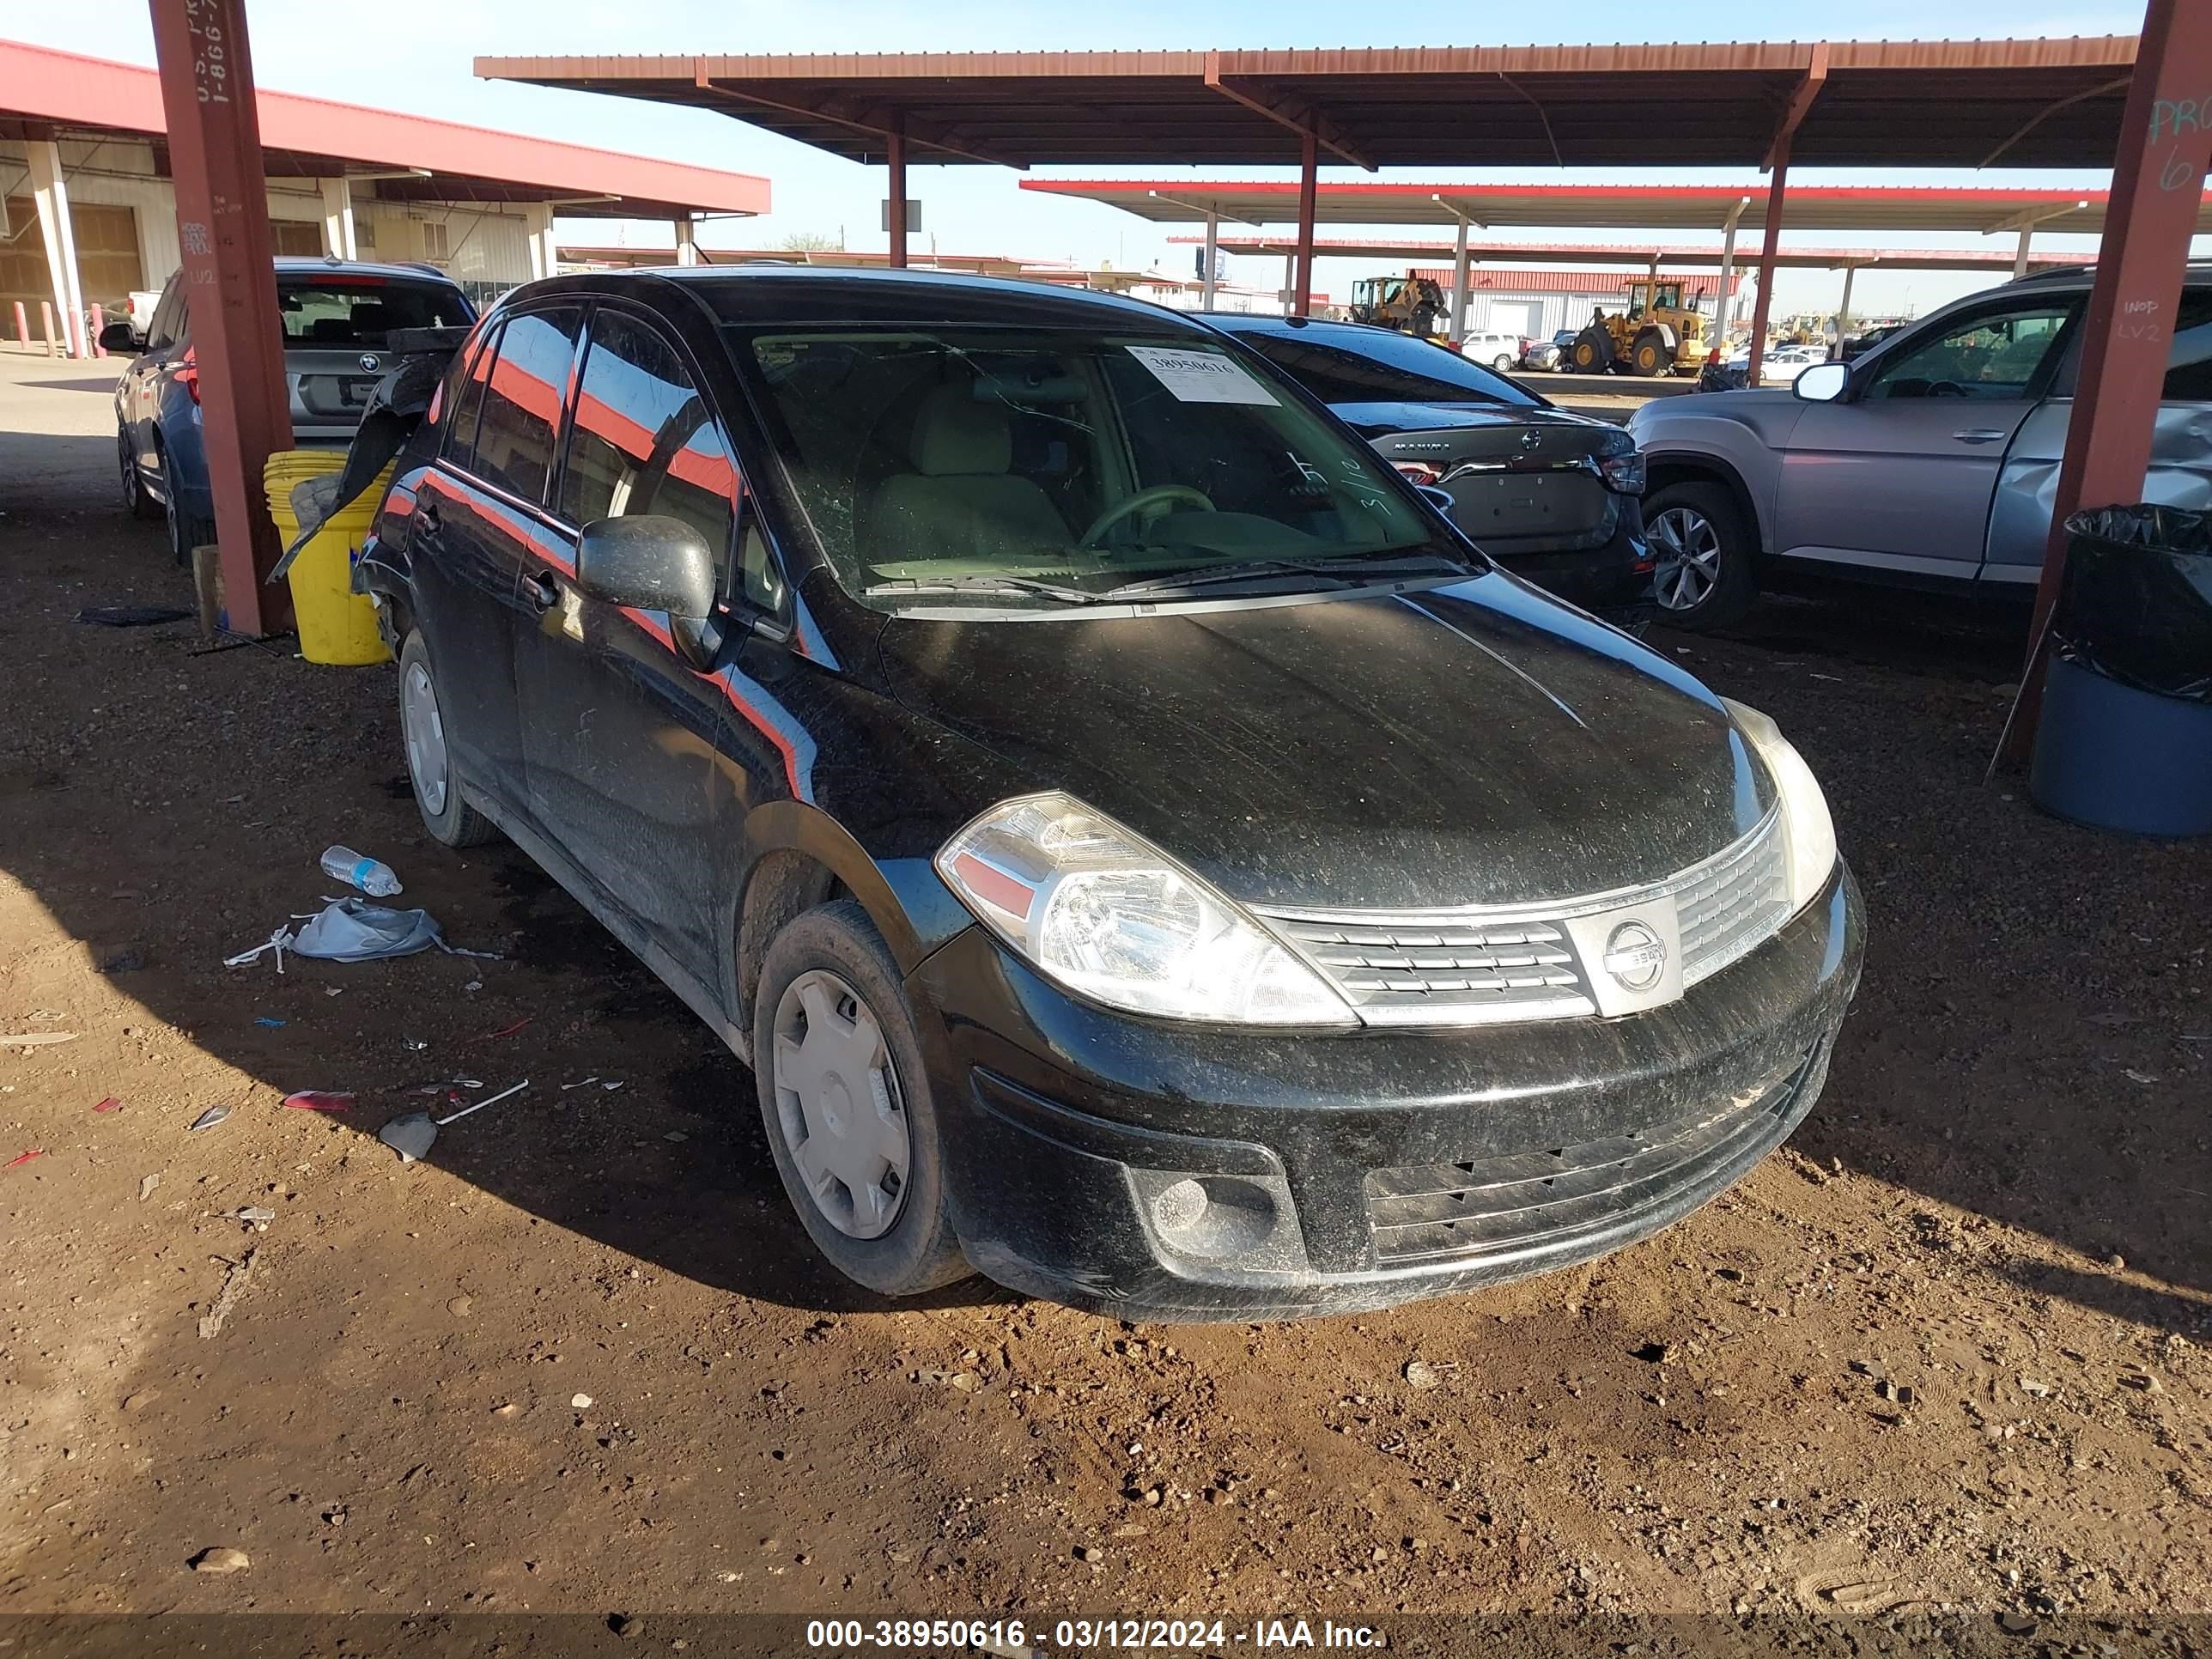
875,574,1769,911
1332,399,1587,439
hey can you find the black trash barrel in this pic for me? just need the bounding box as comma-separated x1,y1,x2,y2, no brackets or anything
2029,505,2212,836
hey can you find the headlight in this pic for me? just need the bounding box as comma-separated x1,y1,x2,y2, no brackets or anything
935,793,1355,1027
1721,698,1838,915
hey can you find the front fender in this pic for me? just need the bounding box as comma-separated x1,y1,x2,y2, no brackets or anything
736,799,975,985
1631,395,1809,555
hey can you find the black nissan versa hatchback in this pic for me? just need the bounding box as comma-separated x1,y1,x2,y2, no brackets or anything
353,267,1863,1321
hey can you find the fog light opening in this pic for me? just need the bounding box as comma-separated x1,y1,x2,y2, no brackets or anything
1150,1176,1209,1236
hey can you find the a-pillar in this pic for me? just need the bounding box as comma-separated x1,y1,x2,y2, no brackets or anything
26,140,85,358
149,0,293,636
1291,131,1317,319
675,217,700,266
524,202,557,281
319,177,356,260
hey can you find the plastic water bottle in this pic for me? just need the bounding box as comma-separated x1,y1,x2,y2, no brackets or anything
321,845,403,898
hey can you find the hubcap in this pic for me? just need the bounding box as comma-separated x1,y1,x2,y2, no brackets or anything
118,432,137,508
401,659,450,816
1650,506,1723,612
772,969,911,1241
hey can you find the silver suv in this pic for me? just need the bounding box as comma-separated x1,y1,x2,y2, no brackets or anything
1627,264,2212,628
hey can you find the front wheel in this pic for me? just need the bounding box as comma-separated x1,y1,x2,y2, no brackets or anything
1644,482,1758,630
119,427,159,520
1569,331,1611,374
753,901,969,1299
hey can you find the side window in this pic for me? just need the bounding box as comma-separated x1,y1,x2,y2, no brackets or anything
739,518,786,614
560,309,738,583
442,320,500,467
147,278,183,350
1864,302,2075,401
469,307,582,504
2163,287,2212,403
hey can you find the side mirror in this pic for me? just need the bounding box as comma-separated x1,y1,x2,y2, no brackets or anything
100,321,144,355
1794,362,1850,404
575,514,723,668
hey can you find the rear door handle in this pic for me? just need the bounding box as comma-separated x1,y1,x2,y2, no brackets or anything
527,571,562,613
1952,428,2008,445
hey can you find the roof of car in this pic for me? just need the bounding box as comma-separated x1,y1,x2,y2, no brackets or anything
272,255,467,286
502,264,1215,333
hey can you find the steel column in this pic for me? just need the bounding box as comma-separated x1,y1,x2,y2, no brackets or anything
1996,0,2212,768
27,141,86,359
2013,226,2034,278
524,202,556,280
149,0,292,637
319,176,356,260
1292,129,1316,318
1714,197,1748,342
675,217,700,265
885,116,908,269
1200,210,1218,307
1449,216,1469,343
1837,264,1856,336
1745,159,1790,387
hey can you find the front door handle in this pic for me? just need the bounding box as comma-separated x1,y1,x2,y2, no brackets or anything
527,571,562,613
1952,428,2008,445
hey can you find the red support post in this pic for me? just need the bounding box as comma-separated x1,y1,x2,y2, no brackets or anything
1744,158,1788,388
89,303,106,359
1997,0,2212,768
149,0,293,636
10,301,26,351
40,301,57,356
885,115,908,270
1292,129,1317,318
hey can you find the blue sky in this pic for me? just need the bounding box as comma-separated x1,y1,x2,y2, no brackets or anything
13,0,2177,318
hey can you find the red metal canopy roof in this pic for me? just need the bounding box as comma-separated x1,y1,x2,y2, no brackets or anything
0,38,770,220
1171,232,2084,274
478,39,2142,170
1027,180,2211,238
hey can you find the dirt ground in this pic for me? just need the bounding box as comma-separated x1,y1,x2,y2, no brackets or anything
2,349,2208,1636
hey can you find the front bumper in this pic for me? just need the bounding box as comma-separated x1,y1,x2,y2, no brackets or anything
908,865,1862,1322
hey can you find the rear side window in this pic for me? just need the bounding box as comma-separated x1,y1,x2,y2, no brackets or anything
2164,287,2212,403
468,307,582,505
149,278,188,350
1239,329,1540,409
560,309,738,575
442,322,499,467
276,279,472,346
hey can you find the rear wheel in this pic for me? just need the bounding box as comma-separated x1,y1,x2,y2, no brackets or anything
753,900,969,1299
118,427,159,520
155,441,214,568
1491,353,1515,372
1629,331,1668,377
1644,481,1757,630
398,629,498,848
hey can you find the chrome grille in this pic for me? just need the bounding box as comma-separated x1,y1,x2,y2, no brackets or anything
1364,1051,1817,1265
1679,811,1790,988
1256,808,1790,1026
1263,917,1593,1023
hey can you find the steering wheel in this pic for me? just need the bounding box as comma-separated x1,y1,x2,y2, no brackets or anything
1926,380,1968,399
1079,484,1213,548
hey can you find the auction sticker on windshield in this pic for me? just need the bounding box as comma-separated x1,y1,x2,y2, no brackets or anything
1126,345,1279,405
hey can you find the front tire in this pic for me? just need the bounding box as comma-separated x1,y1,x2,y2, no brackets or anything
119,427,159,520
1644,481,1758,630
398,629,498,848
1569,331,1611,374
753,901,969,1299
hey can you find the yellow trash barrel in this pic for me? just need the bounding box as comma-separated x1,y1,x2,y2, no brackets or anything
264,449,394,666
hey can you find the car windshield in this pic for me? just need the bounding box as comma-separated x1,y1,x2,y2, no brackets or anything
732,326,1450,610
276,279,472,347
1231,325,1542,409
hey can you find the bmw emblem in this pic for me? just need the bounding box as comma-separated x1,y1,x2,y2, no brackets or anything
1601,921,1668,992
359,353,381,373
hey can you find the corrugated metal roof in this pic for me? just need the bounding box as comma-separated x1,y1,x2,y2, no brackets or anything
1176,234,2081,274
481,37,2141,170
0,38,770,219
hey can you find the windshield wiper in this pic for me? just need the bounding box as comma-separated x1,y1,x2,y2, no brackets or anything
1100,549,1473,602
863,574,1102,605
